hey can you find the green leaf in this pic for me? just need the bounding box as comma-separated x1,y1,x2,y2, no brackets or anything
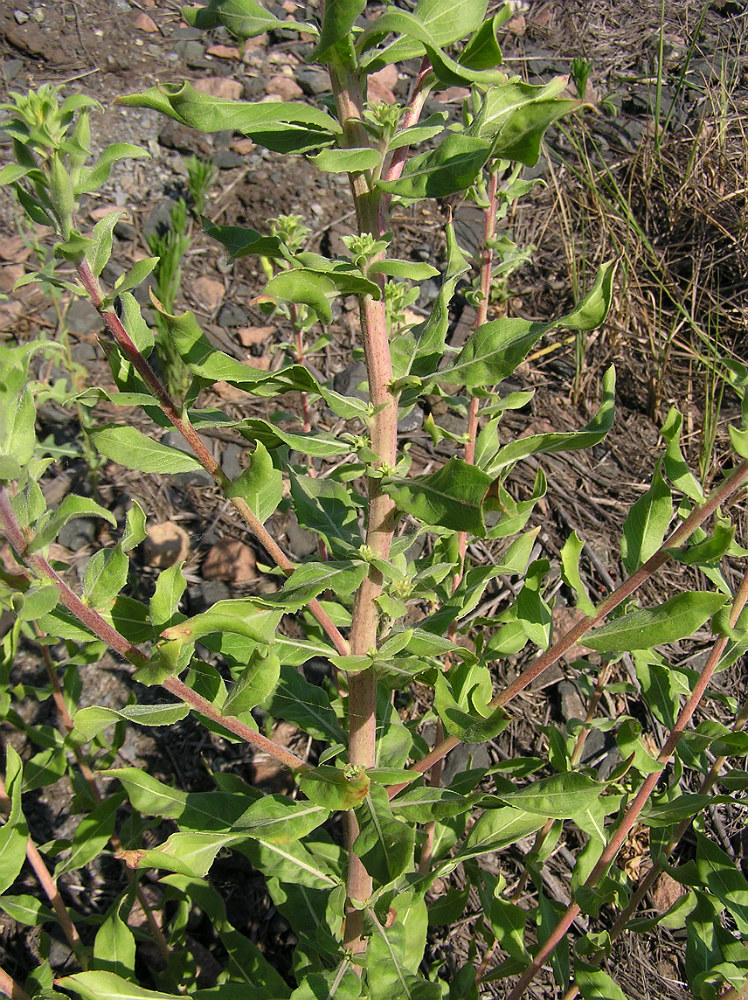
55,792,124,876
309,147,381,173
312,0,366,60
495,772,607,818
232,795,329,843
69,704,189,744
575,965,629,1000
222,650,280,717
378,133,492,200
556,260,617,331
88,425,203,474
384,457,492,535
560,529,596,616
298,765,370,811
661,407,704,502
79,143,149,194
83,545,129,610
87,210,122,277
113,256,159,297
118,82,340,154
161,600,282,646
354,784,415,885
93,894,136,979
149,561,188,630
582,592,726,653
0,748,28,895
29,494,117,552
202,218,283,259
369,260,439,281
289,472,364,556
59,972,183,1000
693,829,748,933
434,671,509,742
621,461,672,574
438,316,544,391
455,807,545,864
184,0,293,39
225,442,282,524
264,665,346,743
364,0,486,65
257,560,367,611
261,269,337,324
239,838,340,889
458,9,507,69
0,894,55,926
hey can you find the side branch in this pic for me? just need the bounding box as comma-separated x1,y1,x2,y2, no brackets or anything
391,457,748,794
76,259,349,658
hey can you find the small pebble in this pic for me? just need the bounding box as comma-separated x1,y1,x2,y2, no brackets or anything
13,9,29,23
31,8,44,22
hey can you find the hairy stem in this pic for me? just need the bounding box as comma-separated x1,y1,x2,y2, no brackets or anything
76,259,348,658
329,56,399,951
391,457,748,795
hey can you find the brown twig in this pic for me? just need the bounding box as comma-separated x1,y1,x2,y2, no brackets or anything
0,965,30,1000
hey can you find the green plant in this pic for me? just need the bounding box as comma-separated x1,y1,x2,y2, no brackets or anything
146,198,192,400
184,154,218,221
1,8,747,1000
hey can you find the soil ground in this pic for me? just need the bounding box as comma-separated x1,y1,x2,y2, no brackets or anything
1,1,747,997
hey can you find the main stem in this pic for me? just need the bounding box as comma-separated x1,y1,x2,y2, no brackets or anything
330,60,399,951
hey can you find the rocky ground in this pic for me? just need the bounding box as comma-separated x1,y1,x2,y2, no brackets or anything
1,0,747,996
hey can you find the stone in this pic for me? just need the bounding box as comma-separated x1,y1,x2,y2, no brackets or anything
193,77,243,100
217,302,248,327
398,404,423,435
294,67,330,96
202,537,257,584
134,12,158,32
220,442,244,480
89,204,124,222
266,74,303,100
442,742,490,786
143,197,182,240
2,58,24,81
142,522,190,568
58,517,98,552
66,298,103,336
193,275,225,311
174,39,207,65
285,512,319,559
158,120,212,157
206,44,241,59
237,325,274,347
212,149,245,169
14,10,30,24
368,64,398,104
188,580,230,614
5,21,67,63
231,137,255,156
162,432,215,486
333,361,368,402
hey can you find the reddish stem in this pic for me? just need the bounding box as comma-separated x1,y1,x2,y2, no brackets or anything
0,966,30,1000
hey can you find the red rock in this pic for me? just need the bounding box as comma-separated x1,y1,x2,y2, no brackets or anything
265,75,303,100
142,523,190,568
207,44,241,59
0,235,32,263
202,538,257,584
193,276,225,310
368,64,398,104
134,12,159,33
193,78,243,101
237,325,274,347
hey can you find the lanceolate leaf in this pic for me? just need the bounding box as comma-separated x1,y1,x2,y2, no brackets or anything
485,367,616,476
377,134,492,200
354,784,415,885
225,442,282,524
160,600,282,645
495,772,608,818
621,461,673,574
202,218,284,260
583,592,727,653
59,972,183,1000
454,807,546,864
88,425,203,474
184,0,307,39
312,0,366,60
0,748,28,896
257,560,367,611
118,82,340,154
384,457,493,536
